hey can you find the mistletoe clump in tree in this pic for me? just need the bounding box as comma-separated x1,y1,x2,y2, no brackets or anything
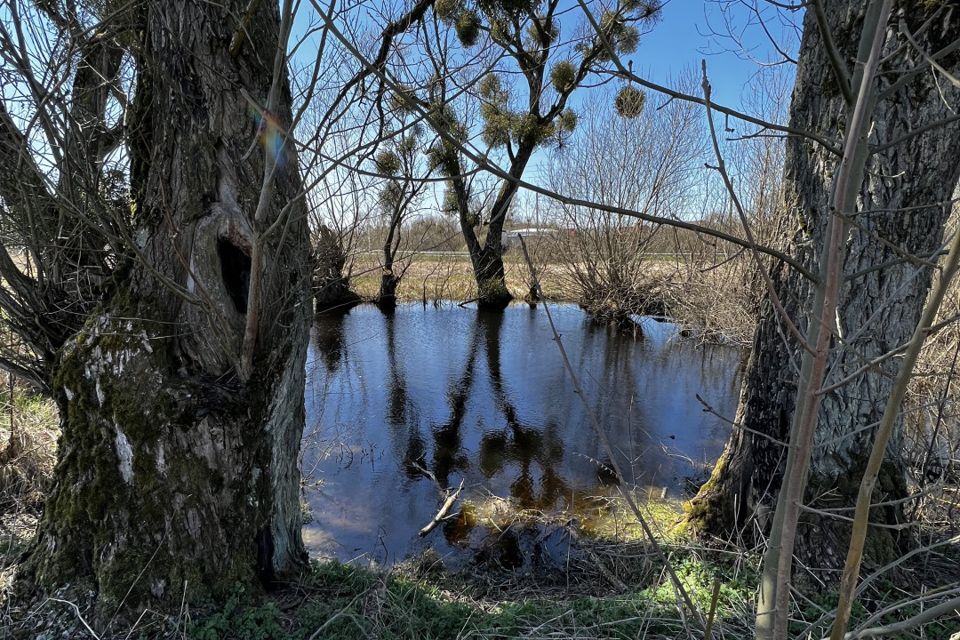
422,0,661,309
372,116,434,310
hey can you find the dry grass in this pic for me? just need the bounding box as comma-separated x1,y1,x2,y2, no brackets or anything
348,252,576,304
0,382,58,599
902,284,960,530
0,390,58,509
346,249,758,348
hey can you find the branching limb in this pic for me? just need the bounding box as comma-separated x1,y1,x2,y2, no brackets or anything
811,0,853,104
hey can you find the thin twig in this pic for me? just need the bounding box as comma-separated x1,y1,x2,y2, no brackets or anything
43,598,100,639
517,233,707,633
419,479,464,537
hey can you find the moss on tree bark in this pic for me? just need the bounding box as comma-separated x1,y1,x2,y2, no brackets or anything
687,1,960,571
15,0,312,622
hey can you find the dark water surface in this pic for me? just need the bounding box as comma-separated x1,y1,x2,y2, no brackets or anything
302,303,741,565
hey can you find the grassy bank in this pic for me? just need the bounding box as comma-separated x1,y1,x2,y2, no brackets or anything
348,253,576,305
345,251,757,346
183,552,756,640
13,541,955,639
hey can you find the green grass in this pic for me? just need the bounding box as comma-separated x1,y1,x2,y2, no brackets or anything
177,540,777,640
187,560,747,640
182,555,960,640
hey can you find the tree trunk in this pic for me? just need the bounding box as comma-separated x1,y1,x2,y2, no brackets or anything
473,246,512,310
378,206,402,311
378,273,400,312
688,1,960,571
453,179,513,310
18,0,311,618
313,225,360,314
453,144,536,311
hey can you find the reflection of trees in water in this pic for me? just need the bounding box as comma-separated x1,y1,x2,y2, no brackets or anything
382,314,429,481
478,425,569,510
385,314,406,427
476,311,571,510
429,315,481,487
371,308,578,508
573,319,647,486
313,313,348,373
304,313,354,483
370,308,664,514
597,323,642,485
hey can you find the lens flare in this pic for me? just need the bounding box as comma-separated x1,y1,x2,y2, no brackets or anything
251,107,286,168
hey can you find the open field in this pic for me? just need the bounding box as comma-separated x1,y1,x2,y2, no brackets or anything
348,252,577,304
346,251,758,346
347,250,709,304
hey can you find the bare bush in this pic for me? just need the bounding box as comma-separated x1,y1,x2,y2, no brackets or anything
545,76,706,325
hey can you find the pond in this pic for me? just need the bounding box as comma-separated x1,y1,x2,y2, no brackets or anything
301,303,742,566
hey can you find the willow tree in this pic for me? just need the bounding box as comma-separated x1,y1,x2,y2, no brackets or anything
371,119,434,309
411,0,661,308
3,0,312,619
688,0,960,570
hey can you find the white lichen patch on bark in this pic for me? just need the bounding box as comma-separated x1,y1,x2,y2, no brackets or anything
156,443,166,474
150,578,166,598
140,330,154,353
186,255,197,294
114,426,134,484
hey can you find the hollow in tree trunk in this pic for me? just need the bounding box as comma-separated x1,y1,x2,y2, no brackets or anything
17,0,312,619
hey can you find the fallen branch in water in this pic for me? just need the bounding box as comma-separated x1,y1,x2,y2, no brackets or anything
410,461,440,489
419,479,464,537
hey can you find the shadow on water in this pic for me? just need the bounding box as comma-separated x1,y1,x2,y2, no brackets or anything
301,303,741,566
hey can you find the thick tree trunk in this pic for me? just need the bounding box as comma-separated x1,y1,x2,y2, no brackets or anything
18,0,311,618
453,144,536,310
472,246,511,310
378,208,402,311
454,179,513,310
313,225,360,314
688,2,960,571
378,273,400,311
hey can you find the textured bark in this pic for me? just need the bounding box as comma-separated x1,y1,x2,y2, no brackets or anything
689,2,960,570
453,173,513,311
313,225,360,314
18,0,311,616
377,197,405,311
378,272,400,311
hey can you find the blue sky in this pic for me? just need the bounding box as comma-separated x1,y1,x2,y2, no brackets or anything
291,0,801,114
633,0,800,112
289,0,803,220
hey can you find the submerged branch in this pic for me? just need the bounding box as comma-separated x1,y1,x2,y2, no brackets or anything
419,479,464,537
